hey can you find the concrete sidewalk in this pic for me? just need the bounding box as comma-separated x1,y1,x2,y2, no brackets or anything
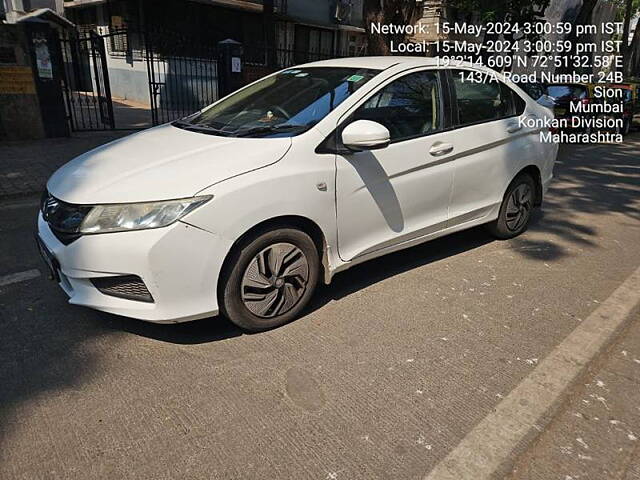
0,131,134,199
508,310,640,480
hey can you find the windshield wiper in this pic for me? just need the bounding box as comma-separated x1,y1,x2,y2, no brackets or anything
234,124,309,137
172,120,230,136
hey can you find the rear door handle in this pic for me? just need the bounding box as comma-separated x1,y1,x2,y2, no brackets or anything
429,143,454,157
507,122,523,133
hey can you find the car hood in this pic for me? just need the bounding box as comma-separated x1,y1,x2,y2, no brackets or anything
47,124,292,204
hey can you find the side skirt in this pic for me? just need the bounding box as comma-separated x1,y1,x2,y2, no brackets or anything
326,202,501,281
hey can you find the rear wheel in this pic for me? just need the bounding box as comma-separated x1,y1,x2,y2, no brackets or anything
220,228,320,332
487,174,535,239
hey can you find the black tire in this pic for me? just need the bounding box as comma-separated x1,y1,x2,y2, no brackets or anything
220,227,320,332
486,173,536,240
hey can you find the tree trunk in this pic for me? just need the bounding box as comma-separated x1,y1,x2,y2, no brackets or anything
629,19,640,77
621,0,634,74
576,0,599,25
364,0,388,55
364,0,420,55
558,0,599,74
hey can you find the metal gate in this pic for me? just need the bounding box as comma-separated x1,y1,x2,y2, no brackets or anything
59,31,115,131
144,30,219,125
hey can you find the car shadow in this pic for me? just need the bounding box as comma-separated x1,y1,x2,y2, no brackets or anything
104,309,244,344
310,224,496,310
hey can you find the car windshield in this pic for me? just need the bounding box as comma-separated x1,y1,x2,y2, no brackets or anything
175,67,380,138
547,85,587,99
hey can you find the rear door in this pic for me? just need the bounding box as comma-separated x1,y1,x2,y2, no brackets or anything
447,69,537,225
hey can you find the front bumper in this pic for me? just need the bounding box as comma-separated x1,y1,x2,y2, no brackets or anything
37,213,230,323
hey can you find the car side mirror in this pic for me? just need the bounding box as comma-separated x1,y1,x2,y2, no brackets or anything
341,120,390,151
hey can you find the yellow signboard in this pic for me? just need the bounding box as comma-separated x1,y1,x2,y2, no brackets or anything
0,66,36,94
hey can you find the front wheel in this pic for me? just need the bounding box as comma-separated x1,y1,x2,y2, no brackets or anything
220,228,320,332
486,174,535,239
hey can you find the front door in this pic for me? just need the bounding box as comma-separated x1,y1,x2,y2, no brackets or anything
335,69,457,261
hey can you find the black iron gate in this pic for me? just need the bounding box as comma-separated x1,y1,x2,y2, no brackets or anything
59,31,115,131
57,26,367,131
144,31,220,125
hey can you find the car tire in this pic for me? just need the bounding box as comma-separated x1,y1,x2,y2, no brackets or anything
220,227,320,332
486,173,536,240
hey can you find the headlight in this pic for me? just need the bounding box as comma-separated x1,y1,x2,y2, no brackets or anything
80,196,212,234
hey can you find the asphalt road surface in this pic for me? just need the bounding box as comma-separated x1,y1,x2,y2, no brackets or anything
1,134,639,479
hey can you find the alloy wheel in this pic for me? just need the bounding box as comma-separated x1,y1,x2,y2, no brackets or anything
505,183,532,232
241,242,309,318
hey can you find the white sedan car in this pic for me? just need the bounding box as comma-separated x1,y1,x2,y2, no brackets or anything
37,57,557,331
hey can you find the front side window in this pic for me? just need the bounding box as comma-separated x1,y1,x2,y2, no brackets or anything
178,67,379,137
352,70,442,142
452,70,523,125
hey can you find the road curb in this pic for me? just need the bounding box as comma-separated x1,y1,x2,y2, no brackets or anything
424,265,640,480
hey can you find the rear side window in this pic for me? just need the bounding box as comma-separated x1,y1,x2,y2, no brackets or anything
353,70,442,142
451,70,523,126
502,83,526,116
512,88,526,115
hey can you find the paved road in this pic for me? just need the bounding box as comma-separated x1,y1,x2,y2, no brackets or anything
0,131,132,199
1,135,639,479
508,313,640,480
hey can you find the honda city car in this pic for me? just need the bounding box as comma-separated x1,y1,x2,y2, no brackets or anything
37,57,557,331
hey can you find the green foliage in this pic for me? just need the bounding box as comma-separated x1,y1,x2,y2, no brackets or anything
448,0,550,25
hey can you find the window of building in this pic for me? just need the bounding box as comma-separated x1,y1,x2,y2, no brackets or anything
294,25,334,64
347,33,366,56
353,70,442,142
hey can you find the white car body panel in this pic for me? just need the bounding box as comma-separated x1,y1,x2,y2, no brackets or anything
47,124,292,204
39,57,558,323
335,131,456,261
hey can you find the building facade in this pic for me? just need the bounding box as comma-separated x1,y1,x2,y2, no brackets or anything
56,0,367,104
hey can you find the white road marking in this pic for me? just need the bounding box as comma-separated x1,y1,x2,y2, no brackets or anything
1,199,40,210
424,264,640,480
0,269,41,287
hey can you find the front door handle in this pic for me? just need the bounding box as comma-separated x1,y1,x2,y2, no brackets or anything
429,142,454,157
507,122,523,133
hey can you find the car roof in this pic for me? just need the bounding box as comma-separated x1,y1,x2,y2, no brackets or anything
297,56,441,71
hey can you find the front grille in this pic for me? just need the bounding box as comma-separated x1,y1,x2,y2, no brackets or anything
90,275,154,303
51,230,81,245
40,191,90,245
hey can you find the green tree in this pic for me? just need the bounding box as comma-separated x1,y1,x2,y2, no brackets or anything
448,0,550,65
364,0,421,55
448,0,550,29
